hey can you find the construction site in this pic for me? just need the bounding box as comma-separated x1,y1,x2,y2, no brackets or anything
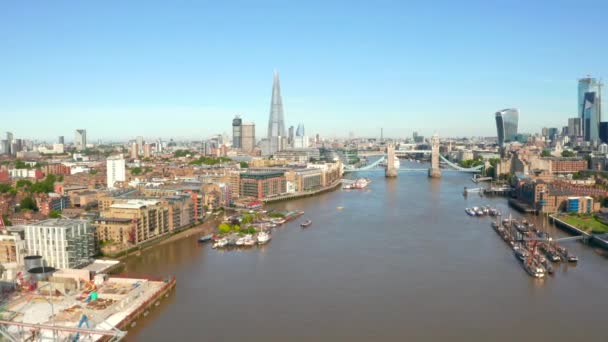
0,271,176,341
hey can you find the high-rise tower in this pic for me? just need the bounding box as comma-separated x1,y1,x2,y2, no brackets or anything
232,116,242,149
267,70,286,154
578,77,602,142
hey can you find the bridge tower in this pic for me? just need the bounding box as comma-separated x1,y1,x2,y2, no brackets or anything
385,144,398,178
428,133,442,178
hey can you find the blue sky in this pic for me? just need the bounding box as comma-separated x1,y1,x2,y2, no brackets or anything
1,0,607,141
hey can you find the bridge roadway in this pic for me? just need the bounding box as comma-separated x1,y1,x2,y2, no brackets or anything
345,154,483,173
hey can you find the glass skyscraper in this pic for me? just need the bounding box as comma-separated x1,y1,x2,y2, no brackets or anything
267,70,286,155
495,108,519,147
578,77,602,142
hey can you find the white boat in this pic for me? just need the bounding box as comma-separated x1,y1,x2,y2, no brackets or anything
212,238,228,249
393,156,400,169
235,237,245,246
257,231,271,244
243,234,256,246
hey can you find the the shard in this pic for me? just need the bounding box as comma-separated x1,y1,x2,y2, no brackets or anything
267,70,286,154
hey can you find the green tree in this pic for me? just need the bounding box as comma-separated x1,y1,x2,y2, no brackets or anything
561,150,575,157
241,214,253,224
49,210,61,218
218,223,231,234
130,167,143,175
173,150,191,158
16,180,32,189
14,160,29,169
89,169,98,175
0,183,13,194
541,150,551,157
20,197,37,211
239,161,249,168
1,215,11,226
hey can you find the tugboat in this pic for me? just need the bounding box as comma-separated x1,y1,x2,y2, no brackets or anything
300,219,312,228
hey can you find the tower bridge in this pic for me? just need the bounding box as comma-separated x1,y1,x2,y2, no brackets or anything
344,134,483,175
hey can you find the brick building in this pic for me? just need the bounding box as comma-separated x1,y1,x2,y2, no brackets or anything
239,171,286,199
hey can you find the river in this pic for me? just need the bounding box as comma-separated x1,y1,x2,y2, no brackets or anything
122,162,608,341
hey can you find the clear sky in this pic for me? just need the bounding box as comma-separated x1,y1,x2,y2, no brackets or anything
1,0,607,142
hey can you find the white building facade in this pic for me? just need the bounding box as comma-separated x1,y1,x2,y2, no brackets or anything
23,219,95,269
107,154,126,188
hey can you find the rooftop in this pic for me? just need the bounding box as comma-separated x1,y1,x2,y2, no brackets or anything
24,219,88,228
110,199,160,209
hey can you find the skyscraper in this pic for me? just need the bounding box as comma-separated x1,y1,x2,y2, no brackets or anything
58,136,65,144
568,117,582,138
288,126,294,147
5,132,13,155
267,70,286,155
75,129,87,151
495,109,519,149
241,123,256,153
293,123,308,148
296,123,305,137
578,77,602,142
232,116,242,149
136,136,144,155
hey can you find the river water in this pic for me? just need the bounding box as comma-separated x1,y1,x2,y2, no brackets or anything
123,162,608,341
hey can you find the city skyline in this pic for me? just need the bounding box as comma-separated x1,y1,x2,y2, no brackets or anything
1,1,607,140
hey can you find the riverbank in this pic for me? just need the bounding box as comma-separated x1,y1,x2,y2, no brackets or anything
550,215,608,250
103,218,218,260
262,179,342,203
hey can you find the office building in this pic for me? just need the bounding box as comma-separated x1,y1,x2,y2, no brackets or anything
130,142,138,159
600,122,608,144
136,136,144,155
232,116,242,149
106,154,126,188
579,77,602,142
240,171,287,199
267,70,286,154
143,143,152,158
288,126,294,147
495,109,519,147
568,117,582,138
58,136,65,144
75,129,87,151
241,122,256,153
23,219,95,269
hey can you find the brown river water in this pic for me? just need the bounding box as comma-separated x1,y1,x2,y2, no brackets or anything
122,163,608,341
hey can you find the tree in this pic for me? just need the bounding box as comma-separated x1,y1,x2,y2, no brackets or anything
0,183,13,194
89,169,98,175
16,180,32,189
561,150,575,157
218,223,231,234
1,215,11,226
241,214,253,224
541,150,551,157
239,161,249,168
174,150,191,158
49,210,61,218
14,160,29,169
130,167,143,175
20,197,37,211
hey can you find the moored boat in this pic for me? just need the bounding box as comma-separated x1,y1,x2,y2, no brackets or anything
300,219,312,228
257,231,271,244
198,234,213,243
